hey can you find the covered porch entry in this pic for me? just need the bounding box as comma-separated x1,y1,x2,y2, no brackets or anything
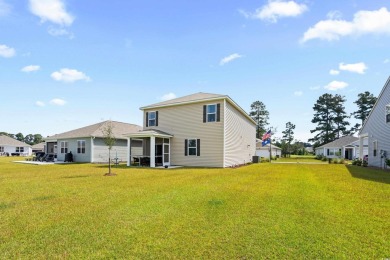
126,130,173,168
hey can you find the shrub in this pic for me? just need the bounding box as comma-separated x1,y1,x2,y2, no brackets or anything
362,160,368,167
386,159,390,167
316,154,323,160
321,157,327,162
353,158,362,166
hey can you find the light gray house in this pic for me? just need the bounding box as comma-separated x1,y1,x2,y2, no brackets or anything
315,136,360,159
126,92,257,168
0,135,32,156
45,121,142,163
359,77,390,168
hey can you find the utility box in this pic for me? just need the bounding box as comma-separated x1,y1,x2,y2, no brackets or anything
252,156,259,163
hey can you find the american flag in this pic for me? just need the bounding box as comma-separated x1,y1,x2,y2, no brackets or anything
262,129,271,141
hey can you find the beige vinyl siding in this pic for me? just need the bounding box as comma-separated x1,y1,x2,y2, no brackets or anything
144,100,224,167
224,101,256,167
93,138,128,163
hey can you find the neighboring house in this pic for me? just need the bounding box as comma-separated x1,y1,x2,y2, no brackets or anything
31,142,45,153
45,121,142,163
0,135,32,156
315,136,361,160
255,142,281,158
359,77,390,168
126,92,256,167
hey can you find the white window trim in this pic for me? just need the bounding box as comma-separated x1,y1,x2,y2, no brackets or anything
77,140,86,154
386,104,390,123
206,104,217,123
60,141,68,154
188,138,197,156
148,111,156,127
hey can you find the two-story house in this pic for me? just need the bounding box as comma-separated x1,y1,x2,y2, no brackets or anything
126,92,256,168
359,76,390,168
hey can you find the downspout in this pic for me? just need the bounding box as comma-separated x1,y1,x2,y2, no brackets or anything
223,99,226,167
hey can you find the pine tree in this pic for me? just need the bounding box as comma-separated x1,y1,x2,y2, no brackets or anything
282,122,295,157
249,101,269,139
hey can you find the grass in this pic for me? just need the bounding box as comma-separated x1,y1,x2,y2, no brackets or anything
0,157,389,259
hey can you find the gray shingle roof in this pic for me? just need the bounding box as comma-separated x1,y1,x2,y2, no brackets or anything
0,135,31,147
46,121,142,140
140,92,227,109
318,136,358,148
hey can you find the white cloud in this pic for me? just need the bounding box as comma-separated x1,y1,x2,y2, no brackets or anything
51,68,91,83
48,27,74,38
160,93,177,101
301,7,390,43
384,59,389,64
329,69,340,75
220,53,243,65
326,10,342,20
0,0,11,16
29,0,74,26
35,101,45,107
241,1,308,23
339,62,367,74
294,91,303,96
50,98,66,106
324,81,348,91
0,44,15,58
310,86,321,90
21,65,40,72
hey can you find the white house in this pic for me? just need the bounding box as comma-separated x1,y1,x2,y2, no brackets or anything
0,135,32,156
255,142,281,158
315,136,362,160
359,77,390,168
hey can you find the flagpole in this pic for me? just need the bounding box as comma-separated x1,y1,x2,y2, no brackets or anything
269,135,272,163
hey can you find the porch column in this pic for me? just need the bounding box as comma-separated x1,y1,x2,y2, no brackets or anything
359,136,363,159
150,136,155,168
127,138,131,167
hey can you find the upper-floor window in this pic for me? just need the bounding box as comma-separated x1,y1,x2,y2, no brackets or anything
207,104,216,122
148,111,156,126
386,105,390,123
16,147,24,153
146,111,158,127
77,140,86,154
203,103,220,123
60,141,68,154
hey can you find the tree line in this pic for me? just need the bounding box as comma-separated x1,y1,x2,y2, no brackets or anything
248,91,377,156
0,132,43,145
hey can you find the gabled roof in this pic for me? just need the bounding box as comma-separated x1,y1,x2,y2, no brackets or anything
317,136,358,149
45,121,142,141
126,129,173,138
0,135,31,147
140,92,256,125
359,76,390,134
31,142,45,150
140,92,227,109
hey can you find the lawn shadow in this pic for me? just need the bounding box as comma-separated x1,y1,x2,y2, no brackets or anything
346,165,390,184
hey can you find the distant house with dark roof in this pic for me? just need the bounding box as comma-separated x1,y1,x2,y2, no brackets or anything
126,92,256,167
0,135,32,156
314,136,366,160
31,142,45,153
359,77,390,168
45,121,142,163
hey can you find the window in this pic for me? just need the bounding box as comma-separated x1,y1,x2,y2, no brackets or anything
386,105,390,123
207,104,216,122
77,140,86,154
16,147,24,153
60,141,68,154
188,139,197,155
185,139,200,156
0,147,4,153
373,140,377,157
203,104,220,123
148,111,156,127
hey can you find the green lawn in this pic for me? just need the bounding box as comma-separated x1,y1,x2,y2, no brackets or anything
0,157,389,259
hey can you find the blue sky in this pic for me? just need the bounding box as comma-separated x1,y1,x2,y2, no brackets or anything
1,0,390,142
